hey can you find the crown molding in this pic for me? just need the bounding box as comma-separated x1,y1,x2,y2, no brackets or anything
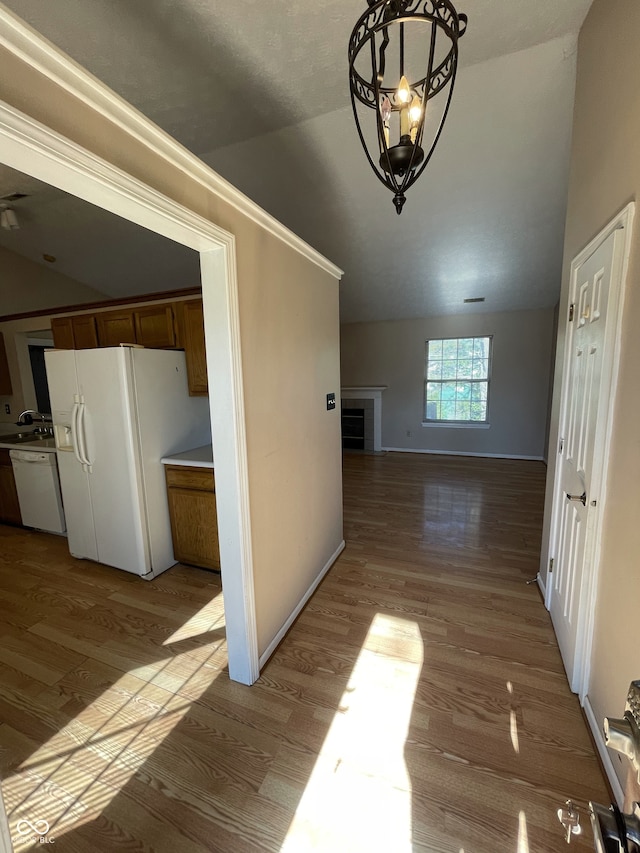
0,5,343,281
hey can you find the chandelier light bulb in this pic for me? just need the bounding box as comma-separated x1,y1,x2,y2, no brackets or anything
409,95,422,125
397,75,411,104
381,95,392,146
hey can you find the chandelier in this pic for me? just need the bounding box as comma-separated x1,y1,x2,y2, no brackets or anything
348,0,467,214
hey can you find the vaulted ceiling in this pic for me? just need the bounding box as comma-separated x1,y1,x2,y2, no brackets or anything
0,0,593,322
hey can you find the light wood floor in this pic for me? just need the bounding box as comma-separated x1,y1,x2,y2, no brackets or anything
0,453,609,852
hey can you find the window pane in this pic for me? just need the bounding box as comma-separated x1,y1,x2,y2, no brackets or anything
440,400,456,420
442,360,458,379
472,358,489,379
442,339,458,359
429,340,443,359
456,382,471,401
457,359,473,379
470,401,487,421
473,338,489,358
471,382,488,402
427,361,442,380
441,381,457,401
457,338,474,358
426,382,441,401
455,401,471,420
426,401,439,420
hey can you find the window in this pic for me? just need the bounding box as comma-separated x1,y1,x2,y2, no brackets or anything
424,336,492,423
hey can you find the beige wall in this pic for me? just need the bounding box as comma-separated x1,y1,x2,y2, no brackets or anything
341,307,555,459
0,248,105,419
541,0,640,792
0,243,104,315
0,43,343,663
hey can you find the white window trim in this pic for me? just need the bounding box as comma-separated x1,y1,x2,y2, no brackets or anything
421,421,491,429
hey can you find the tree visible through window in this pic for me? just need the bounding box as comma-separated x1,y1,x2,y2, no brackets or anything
424,336,492,423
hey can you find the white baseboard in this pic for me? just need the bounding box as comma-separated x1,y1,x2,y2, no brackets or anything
583,694,625,807
381,447,544,461
258,539,346,669
536,572,546,600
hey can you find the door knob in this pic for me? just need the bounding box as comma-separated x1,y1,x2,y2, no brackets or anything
566,491,587,506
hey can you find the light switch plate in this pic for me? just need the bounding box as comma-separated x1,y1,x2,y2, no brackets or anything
326,393,336,411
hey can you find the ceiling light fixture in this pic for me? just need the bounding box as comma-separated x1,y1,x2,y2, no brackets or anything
0,207,19,230
348,0,467,215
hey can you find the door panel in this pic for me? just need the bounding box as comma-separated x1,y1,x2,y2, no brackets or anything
550,232,615,689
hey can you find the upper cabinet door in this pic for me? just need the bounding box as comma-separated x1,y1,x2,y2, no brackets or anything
180,299,208,395
72,314,98,349
0,332,12,396
51,317,75,349
134,304,176,348
96,310,137,347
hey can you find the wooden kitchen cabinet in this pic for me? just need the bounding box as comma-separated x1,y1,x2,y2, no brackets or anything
179,299,208,395
51,314,98,349
0,449,22,526
73,314,99,349
49,295,208,396
0,332,12,395
51,317,75,349
165,464,220,570
96,309,137,347
134,304,176,348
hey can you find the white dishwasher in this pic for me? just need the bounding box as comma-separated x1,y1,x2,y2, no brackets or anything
9,450,66,534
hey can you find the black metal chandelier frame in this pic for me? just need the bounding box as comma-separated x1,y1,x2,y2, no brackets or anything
348,0,467,213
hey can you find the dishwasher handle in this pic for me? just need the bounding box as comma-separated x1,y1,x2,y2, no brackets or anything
9,450,51,464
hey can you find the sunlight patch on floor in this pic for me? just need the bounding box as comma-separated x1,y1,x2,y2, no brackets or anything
517,810,530,853
507,681,520,755
163,590,225,645
280,613,423,853
3,635,227,850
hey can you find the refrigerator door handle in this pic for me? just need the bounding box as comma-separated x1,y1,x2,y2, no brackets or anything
78,401,92,470
70,401,85,467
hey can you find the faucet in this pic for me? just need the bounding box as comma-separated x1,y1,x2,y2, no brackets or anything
16,410,49,427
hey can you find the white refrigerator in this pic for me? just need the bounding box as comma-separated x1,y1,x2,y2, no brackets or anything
45,346,211,579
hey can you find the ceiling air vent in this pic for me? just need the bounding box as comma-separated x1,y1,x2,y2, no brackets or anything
463,297,485,303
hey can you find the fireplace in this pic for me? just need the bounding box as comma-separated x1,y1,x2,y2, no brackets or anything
340,386,387,452
341,398,375,450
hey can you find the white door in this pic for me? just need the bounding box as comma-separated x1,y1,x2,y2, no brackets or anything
549,221,627,694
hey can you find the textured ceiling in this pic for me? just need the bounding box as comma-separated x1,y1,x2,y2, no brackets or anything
0,0,594,321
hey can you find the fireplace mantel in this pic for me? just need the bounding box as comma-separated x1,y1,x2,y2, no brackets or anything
340,386,387,452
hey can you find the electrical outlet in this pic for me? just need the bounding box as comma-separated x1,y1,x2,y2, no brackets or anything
4,404,9,415
406,429,412,438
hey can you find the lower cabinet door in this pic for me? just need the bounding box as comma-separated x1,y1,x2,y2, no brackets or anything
0,451,22,526
166,480,220,570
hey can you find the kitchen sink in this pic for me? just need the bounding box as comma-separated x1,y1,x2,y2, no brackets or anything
0,433,56,446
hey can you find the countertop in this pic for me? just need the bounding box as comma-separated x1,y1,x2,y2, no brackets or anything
0,436,57,454
161,444,214,469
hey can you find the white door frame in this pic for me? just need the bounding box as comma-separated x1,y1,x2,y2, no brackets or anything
0,99,260,683
546,202,635,700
